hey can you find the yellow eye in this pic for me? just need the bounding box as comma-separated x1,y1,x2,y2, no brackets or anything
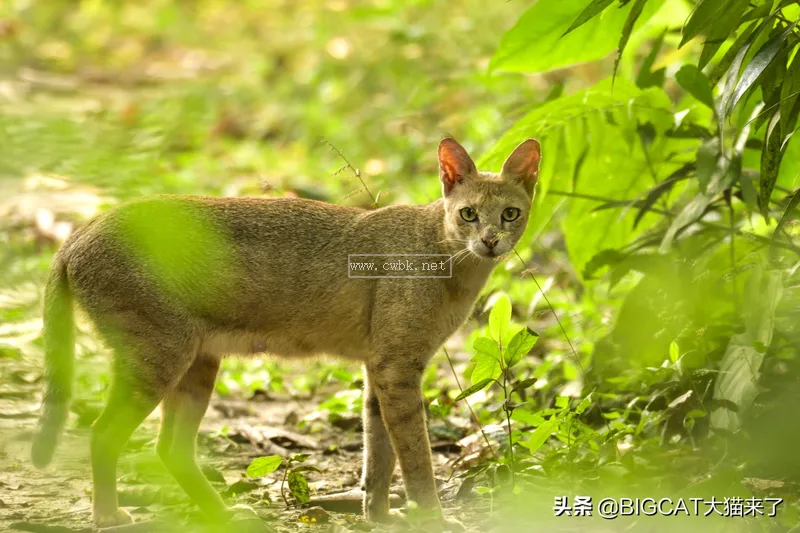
460,207,478,222
502,207,520,222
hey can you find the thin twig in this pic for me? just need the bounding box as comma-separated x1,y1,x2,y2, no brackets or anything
513,249,585,378
442,347,499,461
730,202,739,311
732,89,800,140
320,138,379,206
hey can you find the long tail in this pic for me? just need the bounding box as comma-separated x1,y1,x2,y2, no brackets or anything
31,254,74,468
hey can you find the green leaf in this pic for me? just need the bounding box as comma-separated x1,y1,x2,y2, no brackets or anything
675,65,714,108
769,188,800,260
669,341,680,363
490,0,664,74
563,0,615,37
727,22,797,117
521,418,559,454
668,390,693,408
246,456,283,478
511,377,539,393
636,30,667,89
681,0,730,47
709,19,761,85
717,24,760,120
290,465,322,475
711,265,783,431
696,138,720,192
739,170,759,213
613,0,649,83
686,409,707,418
760,110,785,217
780,52,800,136
696,0,752,69
740,1,774,24
504,327,539,368
659,194,711,253
288,470,311,504
471,352,502,384
473,337,500,360
576,394,593,415
455,378,495,401
633,163,694,228
488,293,512,344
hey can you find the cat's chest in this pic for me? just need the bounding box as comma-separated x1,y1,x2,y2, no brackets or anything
439,279,483,333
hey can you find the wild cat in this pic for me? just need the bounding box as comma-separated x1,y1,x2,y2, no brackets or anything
31,138,540,527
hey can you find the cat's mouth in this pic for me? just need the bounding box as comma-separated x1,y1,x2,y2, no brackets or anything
472,244,505,259
467,240,508,260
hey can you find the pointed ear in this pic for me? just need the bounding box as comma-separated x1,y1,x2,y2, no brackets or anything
501,139,541,196
438,138,477,196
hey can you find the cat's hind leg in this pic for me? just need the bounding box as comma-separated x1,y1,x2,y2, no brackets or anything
90,325,197,527
156,353,228,522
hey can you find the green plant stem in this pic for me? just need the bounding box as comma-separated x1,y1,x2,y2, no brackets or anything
513,249,585,377
730,201,738,310
443,347,499,461
501,367,516,479
280,460,291,507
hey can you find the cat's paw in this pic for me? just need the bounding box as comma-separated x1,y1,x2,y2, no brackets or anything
365,507,406,524
94,508,134,528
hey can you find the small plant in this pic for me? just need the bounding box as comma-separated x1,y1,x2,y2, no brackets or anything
455,293,539,471
246,453,321,506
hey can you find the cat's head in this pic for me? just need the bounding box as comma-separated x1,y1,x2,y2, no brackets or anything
439,138,540,260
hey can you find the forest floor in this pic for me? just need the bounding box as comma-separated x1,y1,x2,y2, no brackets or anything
0,349,488,533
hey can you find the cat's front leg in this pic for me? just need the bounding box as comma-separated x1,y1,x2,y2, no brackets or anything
367,355,441,513
361,369,397,521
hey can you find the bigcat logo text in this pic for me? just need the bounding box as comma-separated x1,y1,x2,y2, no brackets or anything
554,496,783,519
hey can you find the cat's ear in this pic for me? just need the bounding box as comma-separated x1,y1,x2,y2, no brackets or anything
501,139,541,196
438,138,477,196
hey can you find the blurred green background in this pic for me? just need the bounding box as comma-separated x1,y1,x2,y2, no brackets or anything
2,0,800,531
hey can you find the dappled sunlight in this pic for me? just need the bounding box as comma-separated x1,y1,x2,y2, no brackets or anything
1,0,800,531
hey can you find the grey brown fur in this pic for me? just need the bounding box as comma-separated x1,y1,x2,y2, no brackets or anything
31,138,541,527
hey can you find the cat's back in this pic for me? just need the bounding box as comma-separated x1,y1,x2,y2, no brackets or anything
63,194,363,257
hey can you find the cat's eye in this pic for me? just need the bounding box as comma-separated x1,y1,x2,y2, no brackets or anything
502,207,520,222
460,207,478,222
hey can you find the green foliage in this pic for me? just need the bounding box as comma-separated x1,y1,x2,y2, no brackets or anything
675,65,715,108
5,0,800,525
490,0,664,74
246,456,283,478
711,263,783,430
283,454,319,507
245,453,319,507
504,327,539,368
453,0,800,512
487,293,512,344
455,378,494,402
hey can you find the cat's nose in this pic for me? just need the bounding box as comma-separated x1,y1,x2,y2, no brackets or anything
482,236,499,249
